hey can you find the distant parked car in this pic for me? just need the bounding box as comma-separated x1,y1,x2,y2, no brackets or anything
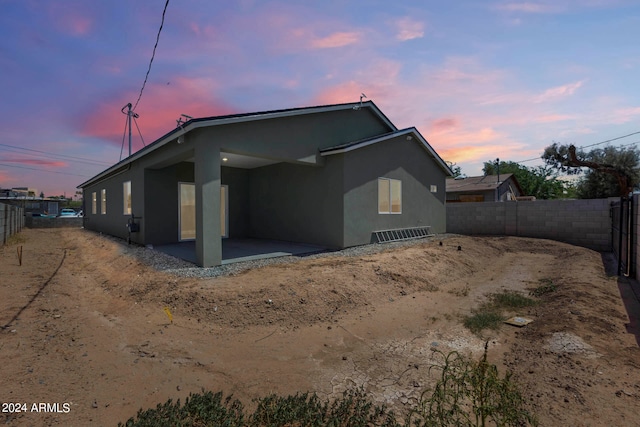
59,208,80,217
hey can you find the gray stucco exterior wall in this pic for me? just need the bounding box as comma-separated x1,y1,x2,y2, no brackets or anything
342,136,447,246
249,158,345,248
80,103,451,266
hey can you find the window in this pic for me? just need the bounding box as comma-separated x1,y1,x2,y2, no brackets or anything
378,178,401,214
91,192,97,215
123,181,131,215
101,189,107,215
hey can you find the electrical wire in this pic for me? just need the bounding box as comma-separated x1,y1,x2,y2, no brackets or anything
132,0,170,112
578,130,640,149
512,131,640,165
0,143,112,167
0,162,90,177
133,116,146,147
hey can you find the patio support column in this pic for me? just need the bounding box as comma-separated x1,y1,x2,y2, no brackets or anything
194,140,222,267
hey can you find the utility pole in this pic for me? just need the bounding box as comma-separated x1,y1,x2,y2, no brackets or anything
121,103,140,158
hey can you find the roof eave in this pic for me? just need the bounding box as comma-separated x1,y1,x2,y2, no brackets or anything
321,127,454,177
78,101,395,189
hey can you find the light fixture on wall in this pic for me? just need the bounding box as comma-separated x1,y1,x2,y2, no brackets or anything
177,136,184,144
222,157,228,162
406,135,413,141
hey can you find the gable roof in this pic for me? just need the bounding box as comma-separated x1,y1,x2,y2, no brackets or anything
446,174,523,193
320,127,453,176
78,101,395,188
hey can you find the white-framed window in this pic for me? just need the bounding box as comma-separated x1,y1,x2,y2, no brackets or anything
430,185,438,193
101,189,107,215
378,178,401,214
123,181,131,215
91,192,97,215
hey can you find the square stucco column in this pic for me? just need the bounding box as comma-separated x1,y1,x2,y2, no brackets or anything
194,141,222,267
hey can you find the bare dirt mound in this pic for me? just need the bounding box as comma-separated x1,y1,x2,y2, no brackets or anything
1,228,639,426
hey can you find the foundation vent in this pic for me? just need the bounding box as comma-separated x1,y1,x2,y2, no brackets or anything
373,226,433,243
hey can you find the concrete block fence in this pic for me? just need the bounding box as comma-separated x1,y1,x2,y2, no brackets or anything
446,199,613,252
1,202,25,245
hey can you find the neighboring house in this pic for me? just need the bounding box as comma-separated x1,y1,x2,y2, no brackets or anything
78,101,453,267
0,195,60,216
446,174,524,202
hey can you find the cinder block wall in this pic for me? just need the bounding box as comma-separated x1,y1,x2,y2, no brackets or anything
25,215,83,229
1,202,25,245
447,199,612,252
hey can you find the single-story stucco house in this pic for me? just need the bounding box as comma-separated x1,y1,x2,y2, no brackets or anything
78,101,453,267
446,173,524,203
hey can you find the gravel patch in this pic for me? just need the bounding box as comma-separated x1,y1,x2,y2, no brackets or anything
109,233,456,279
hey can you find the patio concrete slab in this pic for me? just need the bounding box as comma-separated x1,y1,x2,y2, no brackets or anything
154,238,326,265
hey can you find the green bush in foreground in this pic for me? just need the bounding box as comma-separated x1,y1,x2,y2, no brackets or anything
120,348,536,427
408,345,537,427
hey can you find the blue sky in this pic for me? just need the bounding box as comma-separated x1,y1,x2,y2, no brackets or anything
1,0,639,197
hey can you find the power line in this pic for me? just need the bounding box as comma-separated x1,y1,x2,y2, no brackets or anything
0,162,90,178
133,116,146,147
578,130,640,149
132,0,170,112
513,130,640,164
0,143,112,166
514,156,540,164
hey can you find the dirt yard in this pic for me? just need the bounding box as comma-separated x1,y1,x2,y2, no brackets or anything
1,228,639,426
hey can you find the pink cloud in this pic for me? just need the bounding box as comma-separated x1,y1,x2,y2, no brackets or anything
0,170,15,187
310,31,361,49
438,144,509,163
609,106,640,124
48,4,94,36
395,17,425,41
81,77,235,151
535,114,575,123
429,117,460,133
534,80,586,103
495,2,561,13
314,81,365,105
0,158,68,168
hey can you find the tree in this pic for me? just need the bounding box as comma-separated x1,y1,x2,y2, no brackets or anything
482,160,564,199
446,161,463,178
543,143,640,198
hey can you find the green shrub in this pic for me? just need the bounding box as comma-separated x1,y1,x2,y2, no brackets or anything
118,391,245,427
119,353,536,427
529,279,557,297
463,311,505,334
408,344,537,427
463,291,536,335
120,389,399,427
491,291,536,310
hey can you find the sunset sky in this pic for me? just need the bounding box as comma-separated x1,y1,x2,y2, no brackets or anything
1,0,639,197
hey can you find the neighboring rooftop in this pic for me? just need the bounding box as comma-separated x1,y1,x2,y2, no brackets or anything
446,173,518,193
